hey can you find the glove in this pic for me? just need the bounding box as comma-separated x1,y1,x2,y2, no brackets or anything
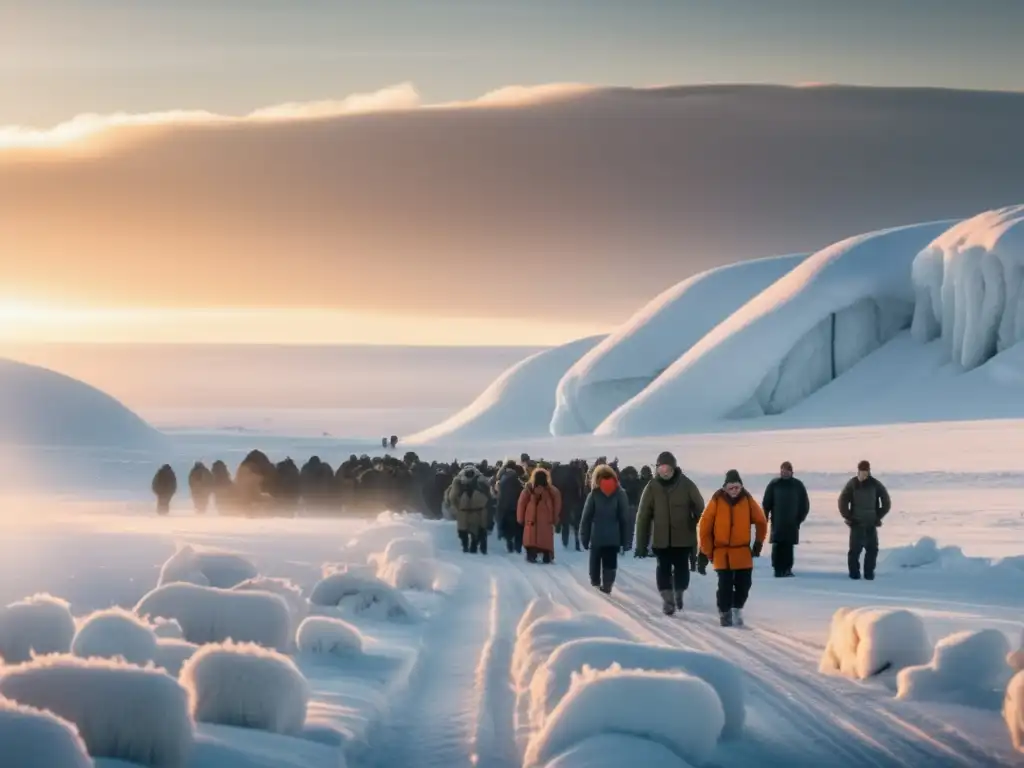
634,547,649,559
697,552,709,575
751,540,763,558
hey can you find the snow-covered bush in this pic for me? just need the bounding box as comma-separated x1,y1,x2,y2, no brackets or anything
0,654,193,767
72,607,159,666
377,555,460,593
1006,670,1024,753
231,576,309,649
544,732,690,767
158,544,258,589
153,639,199,677
308,571,420,623
343,523,426,562
516,596,570,638
820,606,931,680
896,629,1012,709
135,582,291,652
151,617,184,640
181,641,309,736
295,617,363,657
0,695,92,768
372,536,434,568
0,593,76,664
524,665,723,768
531,638,745,739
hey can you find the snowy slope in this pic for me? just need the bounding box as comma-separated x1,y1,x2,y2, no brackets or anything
911,205,1024,370
404,335,604,444
596,221,956,436
0,358,164,449
549,254,807,435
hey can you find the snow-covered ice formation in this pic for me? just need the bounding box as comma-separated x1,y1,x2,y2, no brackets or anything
308,570,421,623
820,606,932,681
295,616,364,657
158,544,259,589
406,334,605,443
71,607,159,666
0,593,76,664
896,629,1012,709
550,253,807,435
0,696,93,768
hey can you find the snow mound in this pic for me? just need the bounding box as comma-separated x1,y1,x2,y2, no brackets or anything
530,638,745,739
152,639,199,677
295,616,364,657
516,596,570,638
181,641,309,736
343,522,429,562
551,253,807,435
158,544,258,589
71,607,159,666
308,571,420,623
597,220,955,435
1007,671,1024,753
524,664,723,768
0,695,92,768
896,629,1011,709
911,205,1024,370
378,554,460,593
0,357,164,449
151,618,184,640
368,535,434,570
820,606,932,680
406,334,605,443
231,577,309,649
135,582,291,652
878,537,1024,578
544,732,692,768
0,654,193,768
0,593,76,664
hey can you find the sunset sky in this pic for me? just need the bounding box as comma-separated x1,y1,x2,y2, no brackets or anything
3,0,1023,345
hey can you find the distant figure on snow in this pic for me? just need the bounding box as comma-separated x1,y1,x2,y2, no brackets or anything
580,464,631,594
381,437,388,450
390,435,398,450
838,460,891,581
152,464,177,516
517,467,562,564
448,464,492,554
762,461,809,577
187,461,214,514
699,469,768,627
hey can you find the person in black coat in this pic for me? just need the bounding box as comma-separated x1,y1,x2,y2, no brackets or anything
496,463,525,553
761,461,810,577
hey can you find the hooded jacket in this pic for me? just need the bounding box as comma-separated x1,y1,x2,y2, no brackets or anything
579,465,632,550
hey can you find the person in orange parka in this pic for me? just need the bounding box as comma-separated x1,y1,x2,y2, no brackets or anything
517,466,562,564
698,469,768,628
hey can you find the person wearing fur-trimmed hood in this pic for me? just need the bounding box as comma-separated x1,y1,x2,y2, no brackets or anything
517,466,562,563
448,464,492,554
580,464,631,594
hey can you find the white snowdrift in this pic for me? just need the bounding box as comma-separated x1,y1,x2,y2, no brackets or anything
406,334,605,443
0,593,76,664
308,571,420,623
295,616,364,657
911,205,1024,370
897,629,1011,709
377,554,460,593
152,639,199,677
820,606,931,680
181,641,309,736
0,654,193,768
72,607,159,666
597,220,955,435
135,582,292,652
158,544,258,589
530,638,745,739
231,576,309,648
343,522,429,563
551,253,807,435
524,665,723,768
544,733,691,768
878,536,1024,578
1007,670,1024,753
368,535,434,570
0,357,164,449
0,695,92,768
516,596,569,638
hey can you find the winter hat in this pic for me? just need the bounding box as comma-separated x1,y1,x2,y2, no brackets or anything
656,451,677,468
857,460,871,472
723,469,743,486
780,461,793,472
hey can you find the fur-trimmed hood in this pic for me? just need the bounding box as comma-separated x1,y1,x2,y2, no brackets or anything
590,463,617,486
529,466,551,486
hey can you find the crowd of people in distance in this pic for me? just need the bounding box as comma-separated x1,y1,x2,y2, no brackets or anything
151,451,890,628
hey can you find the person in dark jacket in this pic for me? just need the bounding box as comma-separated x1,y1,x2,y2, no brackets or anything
634,451,705,615
552,461,585,552
838,460,891,581
762,461,810,577
152,464,177,515
188,462,214,514
496,463,525,553
580,464,631,594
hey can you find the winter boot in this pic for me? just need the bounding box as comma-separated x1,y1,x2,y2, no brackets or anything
660,590,676,616
774,569,784,578
674,590,684,610
600,569,616,594
719,610,733,627
732,608,744,627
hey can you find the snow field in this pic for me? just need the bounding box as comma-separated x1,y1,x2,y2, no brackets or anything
308,570,421,623
295,616,363,657
896,629,1012,709
157,544,259,589
0,654,193,768
180,640,310,736
523,665,724,768
0,695,93,768
134,582,292,652
71,607,159,666
878,535,1024,576
819,606,932,680
529,638,746,740
0,593,76,664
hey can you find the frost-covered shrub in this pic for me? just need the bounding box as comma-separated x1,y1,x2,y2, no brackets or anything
820,606,931,680
158,544,258,589
1006,670,1024,753
896,629,1011,709
153,639,199,677
181,641,309,736
308,571,420,623
0,594,76,664
524,665,723,768
295,617,363,657
0,654,193,767
0,695,92,768
135,582,291,652
531,638,744,739
231,576,309,649
72,607,159,666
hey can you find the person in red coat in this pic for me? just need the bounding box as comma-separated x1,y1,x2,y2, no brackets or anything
517,467,562,563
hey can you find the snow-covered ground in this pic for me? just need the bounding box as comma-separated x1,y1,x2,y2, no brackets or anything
2,418,1023,766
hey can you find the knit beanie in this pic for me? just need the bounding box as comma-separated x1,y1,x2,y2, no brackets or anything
723,469,743,486
857,460,871,472
656,451,677,468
